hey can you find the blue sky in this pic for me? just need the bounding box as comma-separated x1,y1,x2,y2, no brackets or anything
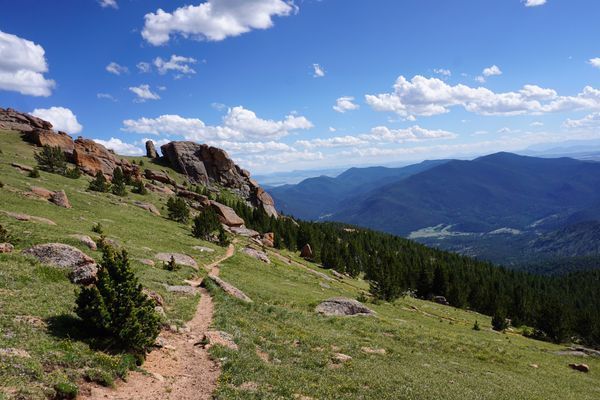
1,0,600,173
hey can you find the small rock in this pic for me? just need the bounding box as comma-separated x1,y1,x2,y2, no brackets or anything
529,364,539,369
361,347,386,355
134,201,160,216
569,363,590,373
241,247,270,264
207,275,252,303
0,243,14,253
28,186,53,199
238,381,259,392
138,258,155,266
261,232,275,247
150,372,165,382
331,269,345,279
155,253,198,269
11,163,34,173
0,348,31,358
332,353,352,363
319,282,331,289
201,330,239,351
50,190,71,208
69,234,97,250
315,297,375,317
192,246,214,253
230,226,261,238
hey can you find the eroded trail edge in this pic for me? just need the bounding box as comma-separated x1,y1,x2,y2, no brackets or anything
84,244,235,400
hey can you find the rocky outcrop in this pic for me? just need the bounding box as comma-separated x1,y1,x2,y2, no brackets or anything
261,232,275,247
145,169,176,185
145,182,174,195
201,330,239,351
160,141,277,218
50,190,71,208
28,186,54,200
23,243,98,285
315,297,375,317
210,201,245,227
134,201,161,216
12,163,34,173
155,252,198,269
146,140,158,158
0,108,52,132
29,129,75,155
73,137,138,179
0,243,14,253
300,244,314,259
241,247,271,264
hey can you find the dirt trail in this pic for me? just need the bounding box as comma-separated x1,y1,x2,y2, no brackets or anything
83,244,235,400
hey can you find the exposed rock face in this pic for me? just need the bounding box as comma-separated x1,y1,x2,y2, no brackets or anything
207,275,253,303
145,169,176,185
146,140,158,158
29,186,54,200
50,190,71,208
261,232,275,247
73,137,137,178
12,163,34,173
202,330,239,351
210,201,245,227
155,252,198,269
0,108,52,132
134,201,161,216
230,226,260,238
315,297,375,317
241,247,271,264
433,296,449,306
23,243,98,285
29,129,74,155
0,243,14,253
160,141,277,218
145,182,174,195
300,244,314,259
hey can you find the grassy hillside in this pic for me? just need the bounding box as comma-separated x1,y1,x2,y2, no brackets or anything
1,130,598,399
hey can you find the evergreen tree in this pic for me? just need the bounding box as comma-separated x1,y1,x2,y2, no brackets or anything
131,179,148,195
218,227,230,247
416,267,431,299
432,265,448,297
492,310,509,331
76,247,161,355
89,171,110,192
192,207,221,240
28,167,40,178
65,167,82,179
111,167,127,196
34,145,67,175
166,197,190,223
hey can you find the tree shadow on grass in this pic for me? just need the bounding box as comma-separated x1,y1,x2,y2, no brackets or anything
46,314,91,342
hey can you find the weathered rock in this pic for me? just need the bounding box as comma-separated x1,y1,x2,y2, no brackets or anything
138,258,155,266
0,108,52,132
73,137,138,179
300,244,313,259
23,243,98,285
315,297,375,317
177,190,209,203
192,246,215,253
143,289,165,307
69,234,97,250
11,163,34,173
210,201,245,227
1,211,56,225
201,330,239,351
331,270,345,280
261,232,275,247
569,363,590,373
29,186,54,200
145,182,174,195
433,295,449,306
160,141,277,218
0,348,31,359
50,190,71,208
361,347,386,355
146,140,158,158
231,226,260,238
155,253,198,269
0,243,14,253
241,247,271,264
332,353,352,363
207,275,253,303
145,169,176,185
28,129,74,155
134,201,160,216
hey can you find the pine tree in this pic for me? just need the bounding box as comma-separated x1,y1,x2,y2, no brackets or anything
34,145,67,175
76,246,161,355
131,179,148,195
432,265,448,297
218,227,230,247
167,197,190,223
192,207,221,240
111,167,127,196
89,171,110,192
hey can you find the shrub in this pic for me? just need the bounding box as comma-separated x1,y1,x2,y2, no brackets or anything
218,227,230,247
91,222,104,235
164,255,179,271
53,381,78,399
192,208,221,240
0,180,3,188
111,167,127,197
76,246,161,355
34,145,67,175
83,368,113,387
65,167,82,179
473,320,481,331
492,311,509,331
28,166,40,178
131,179,147,195
89,171,110,192
139,159,144,166
0,224,11,243
167,197,190,223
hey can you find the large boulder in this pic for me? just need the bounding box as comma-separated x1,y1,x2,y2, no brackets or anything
146,140,158,158
28,129,74,155
160,141,277,218
315,297,375,317
241,247,271,264
145,169,176,185
207,275,253,303
155,252,198,269
50,190,71,208
73,138,139,179
300,244,314,259
210,201,245,227
23,243,98,285
0,108,52,132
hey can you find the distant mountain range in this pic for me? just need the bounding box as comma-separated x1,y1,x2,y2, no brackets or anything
270,152,600,267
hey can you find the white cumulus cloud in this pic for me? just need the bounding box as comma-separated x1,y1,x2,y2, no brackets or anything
153,55,197,76
141,0,296,46
483,65,502,77
129,84,161,102
31,107,83,134
523,0,547,7
0,30,55,97
365,75,600,118
93,138,144,156
106,62,128,75
589,58,600,69
333,96,359,113
99,0,118,9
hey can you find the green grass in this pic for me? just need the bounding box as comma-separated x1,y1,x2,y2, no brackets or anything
0,131,223,398
208,241,600,399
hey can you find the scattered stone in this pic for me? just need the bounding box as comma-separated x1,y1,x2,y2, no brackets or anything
50,190,71,208
201,330,239,351
0,243,14,253
261,232,275,247
210,201,245,227
138,258,155,266
241,247,270,264
144,169,175,185
22,243,98,285
150,372,165,382
177,190,209,203
207,275,253,303
11,163,35,173
529,364,539,369
0,348,31,358
361,347,386,355
433,295,450,306
568,346,600,357
569,363,590,373
300,243,313,259
143,289,165,307
145,182,174,195
28,186,53,199
331,269,345,279
69,234,97,250
1,211,56,225
319,282,331,289
146,140,158,159
315,297,375,317
134,201,160,216
164,285,199,295
192,246,214,253
155,253,198,269
332,353,352,364
230,226,260,238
